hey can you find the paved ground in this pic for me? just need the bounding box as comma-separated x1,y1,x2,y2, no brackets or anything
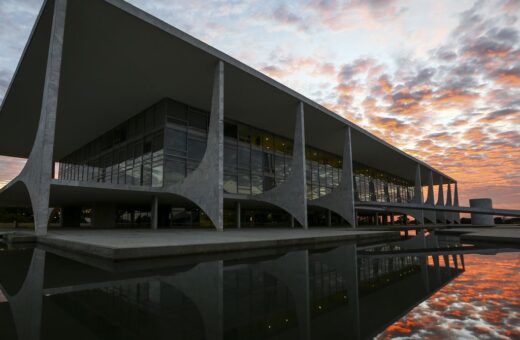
437,226,520,244
35,228,399,260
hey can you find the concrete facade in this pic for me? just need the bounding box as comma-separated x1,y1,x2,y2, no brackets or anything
470,199,494,225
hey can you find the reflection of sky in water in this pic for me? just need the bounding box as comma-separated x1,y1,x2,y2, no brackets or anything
376,253,520,339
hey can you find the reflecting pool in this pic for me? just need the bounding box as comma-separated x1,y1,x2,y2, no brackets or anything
0,233,518,339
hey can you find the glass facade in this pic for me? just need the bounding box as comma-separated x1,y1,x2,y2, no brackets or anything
223,121,293,195
163,100,209,184
58,97,415,204
353,164,415,203
58,100,165,187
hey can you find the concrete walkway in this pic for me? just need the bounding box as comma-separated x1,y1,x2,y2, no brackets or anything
36,228,399,260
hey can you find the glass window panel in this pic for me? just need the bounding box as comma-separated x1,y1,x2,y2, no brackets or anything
251,175,262,195
263,176,275,192
188,137,206,161
224,122,237,139
275,155,285,178
165,128,187,156
238,172,251,195
237,144,250,169
188,110,207,131
251,149,263,174
238,125,251,144
165,156,186,183
263,152,274,175
262,133,274,151
251,129,262,147
224,174,238,194
224,143,237,172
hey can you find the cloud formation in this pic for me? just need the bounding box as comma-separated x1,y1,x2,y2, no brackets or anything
376,252,520,339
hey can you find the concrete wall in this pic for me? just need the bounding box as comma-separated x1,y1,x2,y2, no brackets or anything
470,198,494,225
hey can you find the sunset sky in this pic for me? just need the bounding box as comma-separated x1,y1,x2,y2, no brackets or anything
377,252,520,339
0,0,519,208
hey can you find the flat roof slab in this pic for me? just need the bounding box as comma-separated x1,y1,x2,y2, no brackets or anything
37,228,399,261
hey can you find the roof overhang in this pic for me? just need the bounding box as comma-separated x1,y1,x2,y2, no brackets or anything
0,0,454,184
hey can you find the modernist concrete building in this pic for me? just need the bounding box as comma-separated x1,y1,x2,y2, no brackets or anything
0,0,517,235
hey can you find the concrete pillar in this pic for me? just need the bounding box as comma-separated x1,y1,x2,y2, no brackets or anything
290,216,295,228
255,102,308,228
61,206,81,227
453,182,461,223
470,198,494,225
236,201,241,229
413,164,423,204
426,170,435,205
375,213,379,226
151,196,159,230
91,204,117,228
167,61,224,230
423,170,437,224
446,182,453,223
18,0,67,236
307,126,356,227
436,176,446,223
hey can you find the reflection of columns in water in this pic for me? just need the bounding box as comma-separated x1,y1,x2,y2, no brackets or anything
433,255,442,284
420,255,430,294
452,254,458,269
9,249,46,340
162,261,223,340
443,255,450,269
313,244,360,340
260,250,310,340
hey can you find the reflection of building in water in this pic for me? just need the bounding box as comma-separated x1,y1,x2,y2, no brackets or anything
357,249,465,339
0,240,468,340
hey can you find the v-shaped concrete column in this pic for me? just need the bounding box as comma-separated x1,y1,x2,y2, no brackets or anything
436,176,446,223
453,182,461,223
423,170,437,224
253,102,308,228
309,126,356,227
166,61,224,230
17,0,67,236
446,182,453,223
413,164,423,204
426,170,435,205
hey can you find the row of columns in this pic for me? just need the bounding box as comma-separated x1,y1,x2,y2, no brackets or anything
413,164,461,224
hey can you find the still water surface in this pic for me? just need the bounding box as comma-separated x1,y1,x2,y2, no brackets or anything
0,233,518,339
